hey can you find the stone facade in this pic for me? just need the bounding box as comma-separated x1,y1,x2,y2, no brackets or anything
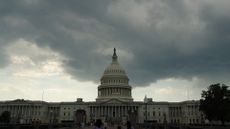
0,48,204,124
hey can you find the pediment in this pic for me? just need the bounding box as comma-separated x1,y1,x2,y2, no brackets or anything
6,99,28,104
101,98,126,105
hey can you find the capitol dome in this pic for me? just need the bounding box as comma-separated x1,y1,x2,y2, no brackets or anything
102,49,128,78
96,48,133,102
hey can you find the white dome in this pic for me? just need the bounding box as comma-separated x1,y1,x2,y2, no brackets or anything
102,59,128,78
97,48,133,102
101,48,129,79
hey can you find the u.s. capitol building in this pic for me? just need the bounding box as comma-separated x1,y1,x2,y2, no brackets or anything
0,49,204,124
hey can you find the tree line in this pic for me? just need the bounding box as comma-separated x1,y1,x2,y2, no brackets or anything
200,83,230,125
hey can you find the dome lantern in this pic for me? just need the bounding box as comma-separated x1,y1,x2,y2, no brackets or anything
112,48,118,62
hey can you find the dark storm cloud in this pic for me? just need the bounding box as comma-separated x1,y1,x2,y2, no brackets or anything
0,0,230,86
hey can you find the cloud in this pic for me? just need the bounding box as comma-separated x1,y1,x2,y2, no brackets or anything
4,38,65,78
133,77,208,102
0,0,230,89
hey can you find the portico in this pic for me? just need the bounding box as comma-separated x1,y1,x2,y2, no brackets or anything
90,100,139,123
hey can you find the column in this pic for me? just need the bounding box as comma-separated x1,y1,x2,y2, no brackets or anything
95,106,97,118
106,106,108,118
118,106,120,117
110,106,112,117
11,105,13,117
99,106,101,117
98,106,100,117
22,105,24,117
124,106,126,116
115,106,117,118
115,106,117,117
113,106,115,117
98,106,100,118
108,106,110,118
99,106,102,117
93,106,95,119
111,106,113,117
120,106,122,117
121,106,123,117
18,105,20,117
103,106,105,116
97,106,99,118
101,106,103,116
92,106,95,118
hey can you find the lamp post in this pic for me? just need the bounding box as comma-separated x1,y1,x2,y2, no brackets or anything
145,101,147,123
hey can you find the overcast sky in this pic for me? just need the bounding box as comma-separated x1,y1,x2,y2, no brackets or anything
0,0,230,102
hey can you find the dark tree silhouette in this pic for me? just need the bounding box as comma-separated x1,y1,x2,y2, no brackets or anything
200,83,230,125
0,111,11,123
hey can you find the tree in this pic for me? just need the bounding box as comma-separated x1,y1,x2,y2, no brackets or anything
200,83,230,125
0,111,11,123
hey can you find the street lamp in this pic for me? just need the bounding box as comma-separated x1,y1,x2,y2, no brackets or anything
145,101,147,122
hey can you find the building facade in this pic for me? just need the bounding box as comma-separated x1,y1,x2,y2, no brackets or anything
0,48,204,124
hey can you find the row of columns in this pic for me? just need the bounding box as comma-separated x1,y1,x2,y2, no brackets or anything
101,79,128,85
169,107,182,117
89,105,138,119
0,105,42,117
99,88,131,97
186,105,199,116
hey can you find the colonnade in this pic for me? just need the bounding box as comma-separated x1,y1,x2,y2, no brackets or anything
99,88,131,97
89,105,138,120
0,105,43,123
0,105,42,116
169,106,182,117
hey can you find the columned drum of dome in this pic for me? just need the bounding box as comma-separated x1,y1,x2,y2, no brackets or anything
96,48,133,102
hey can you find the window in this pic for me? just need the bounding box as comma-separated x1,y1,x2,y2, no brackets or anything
153,111,155,116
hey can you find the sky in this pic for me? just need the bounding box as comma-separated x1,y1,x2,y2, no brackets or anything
0,0,230,102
